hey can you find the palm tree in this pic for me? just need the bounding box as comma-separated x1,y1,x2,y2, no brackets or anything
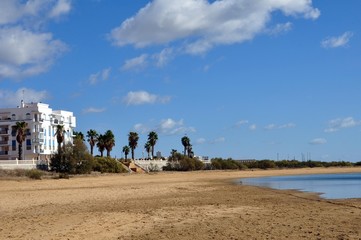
187,144,194,158
86,129,98,156
128,132,139,160
73,131,84,141
144,141,151,159
147,131,158,159
181,136,190,156
14,121,28,160
104,130,115,157
122,145,130,160
96,134,105,157
55,125,65,155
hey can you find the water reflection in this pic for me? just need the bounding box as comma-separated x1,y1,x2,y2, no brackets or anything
240,173,361,199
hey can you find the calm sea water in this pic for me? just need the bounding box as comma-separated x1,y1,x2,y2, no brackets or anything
240,173,361,199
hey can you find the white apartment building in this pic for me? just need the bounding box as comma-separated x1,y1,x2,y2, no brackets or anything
0,101,76,161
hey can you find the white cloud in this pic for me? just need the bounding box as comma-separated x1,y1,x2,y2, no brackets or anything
133,118,195,135
249,124,257,131
0,88,49,107
265,123,296,130
267,22,293,35
324,117,361,133
0,27,67,79
235,120,249,127
321,32,353,48
309,138,327,145
49,0,72,19
134,123,150,134
123,91,171,105
109,0,319,54
82,107,106,114
0,0,71,79
88,68,111,85
153,48,174,67
121,54,148,71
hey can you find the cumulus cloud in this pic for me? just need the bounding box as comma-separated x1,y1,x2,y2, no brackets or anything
321,32,353,48
158,118,195,135
121,54,148,71
264,123,296,130
0,88,49,107
82,107,106,114
88,68,111,85
267,22,293,35
249,124,257,131
0,0,71,79
133,118,195,135
309,138,327,145
324,117,361,133
48,0,72,19
0,27,67,79
123,91,171,105
235,120,249,127
109,0,319,54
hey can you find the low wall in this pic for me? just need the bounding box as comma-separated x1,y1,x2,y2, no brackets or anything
134,160,168,172
0,160,43,170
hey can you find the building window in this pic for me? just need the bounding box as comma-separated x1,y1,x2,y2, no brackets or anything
26,113,31,120
12,140,16,151
26,139,31,150
11,114,16,120
11,127,16,137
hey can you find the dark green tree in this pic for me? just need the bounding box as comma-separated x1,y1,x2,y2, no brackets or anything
55,125,65,155
122,145,130,160
96,134,105,157
86,129,98,156
104,130,115,157
14,121,28,160
181,136,190,156
147,131,158,159
128,132,139,160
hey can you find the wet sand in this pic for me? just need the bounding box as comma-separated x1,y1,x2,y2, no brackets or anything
0,167,361,239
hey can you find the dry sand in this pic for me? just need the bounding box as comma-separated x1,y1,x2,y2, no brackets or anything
0,167,361,240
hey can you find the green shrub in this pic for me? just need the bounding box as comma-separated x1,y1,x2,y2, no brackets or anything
26,169,44,180
93,157,127,173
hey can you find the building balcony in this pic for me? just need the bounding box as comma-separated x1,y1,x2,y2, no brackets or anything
0,130,8,135
0,118,11,122
0,140,8,145
32,138,44,144
0,151,8,155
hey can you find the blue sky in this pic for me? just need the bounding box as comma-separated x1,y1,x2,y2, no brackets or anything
1,0,361,161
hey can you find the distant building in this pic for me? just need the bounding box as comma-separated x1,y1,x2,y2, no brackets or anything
156,151,162,159
195,156,211,164
0,101,76,161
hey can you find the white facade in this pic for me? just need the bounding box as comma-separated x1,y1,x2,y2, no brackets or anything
0,101,76,161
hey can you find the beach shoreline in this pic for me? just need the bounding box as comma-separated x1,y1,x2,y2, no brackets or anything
1,167,360,239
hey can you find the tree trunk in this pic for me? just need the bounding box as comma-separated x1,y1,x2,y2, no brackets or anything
18,143,23,160
90,145,94,156
131,148,135,160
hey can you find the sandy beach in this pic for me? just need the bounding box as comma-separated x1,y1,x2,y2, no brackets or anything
0,167,361,240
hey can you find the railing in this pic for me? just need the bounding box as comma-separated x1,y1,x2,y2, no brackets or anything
0,130,8,134
0,151,9,155
0,140,8,145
